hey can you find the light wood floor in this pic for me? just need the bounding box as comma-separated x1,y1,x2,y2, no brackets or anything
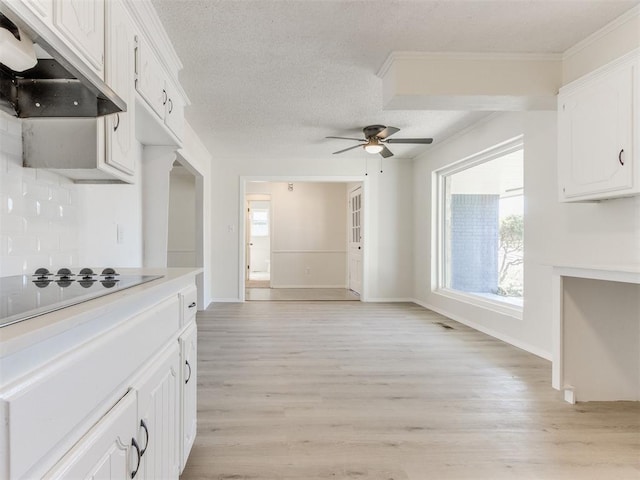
182,302,640,480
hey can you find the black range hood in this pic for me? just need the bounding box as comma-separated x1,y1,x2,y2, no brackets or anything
0,12,126,118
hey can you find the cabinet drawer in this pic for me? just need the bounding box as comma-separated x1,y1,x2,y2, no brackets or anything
0,296,179,480
181,285,198,327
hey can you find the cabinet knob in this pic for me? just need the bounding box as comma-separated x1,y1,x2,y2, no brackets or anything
619,149,624,166
131,437,141,478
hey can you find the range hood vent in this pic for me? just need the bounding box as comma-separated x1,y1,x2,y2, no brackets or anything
0,12,126,118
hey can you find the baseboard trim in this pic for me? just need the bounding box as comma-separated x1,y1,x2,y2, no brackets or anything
211,297,243,303
412,298,552,361
270,285,347,289
366,297,415,303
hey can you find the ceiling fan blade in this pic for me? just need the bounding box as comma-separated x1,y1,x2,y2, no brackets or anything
376,126,400,139
385,138,433,144
332,144,364,154
380,146,394,158
326,136,365,141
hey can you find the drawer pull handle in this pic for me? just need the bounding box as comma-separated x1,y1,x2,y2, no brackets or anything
113,113,120,132
188,301,196,309
139,419,149,456
619,149,624,166
162,89,167,105
131,437,141,478
185,360,192,384
168,98,173,113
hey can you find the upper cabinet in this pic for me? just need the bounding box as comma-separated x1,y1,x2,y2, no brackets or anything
134,34,186,144
53,0,105,78
558,51,639,202
105,0,136,176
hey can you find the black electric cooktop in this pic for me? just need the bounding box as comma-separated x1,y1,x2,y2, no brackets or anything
0,268,163,328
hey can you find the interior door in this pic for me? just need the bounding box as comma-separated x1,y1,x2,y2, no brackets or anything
348,186,363,295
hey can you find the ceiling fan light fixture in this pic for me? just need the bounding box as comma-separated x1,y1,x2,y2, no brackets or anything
364,139,384,154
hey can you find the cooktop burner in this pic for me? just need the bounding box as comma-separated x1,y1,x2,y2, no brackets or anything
0,267,163,328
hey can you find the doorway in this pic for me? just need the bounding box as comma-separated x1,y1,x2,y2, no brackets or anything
246,196,271,287
168,161,197,268
241,179,365,302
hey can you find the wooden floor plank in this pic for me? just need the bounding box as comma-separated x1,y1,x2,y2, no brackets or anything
182,301,640,480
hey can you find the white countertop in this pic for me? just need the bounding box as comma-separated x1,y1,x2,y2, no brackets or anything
0,268,201,365
551,264,640,284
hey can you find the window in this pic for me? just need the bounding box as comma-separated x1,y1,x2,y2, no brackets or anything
250,209,269,237
436,140,524,309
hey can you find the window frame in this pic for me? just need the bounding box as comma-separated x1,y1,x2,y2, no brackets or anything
433,136,524,319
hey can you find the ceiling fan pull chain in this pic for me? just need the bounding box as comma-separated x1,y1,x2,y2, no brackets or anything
380,157,383,174
365,156,368,176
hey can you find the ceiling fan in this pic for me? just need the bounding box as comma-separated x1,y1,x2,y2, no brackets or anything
326,125,433,158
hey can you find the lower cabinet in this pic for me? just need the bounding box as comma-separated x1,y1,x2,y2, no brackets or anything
180,322,198,471
43,390,138,480
1,278,200,479
135,342,181,479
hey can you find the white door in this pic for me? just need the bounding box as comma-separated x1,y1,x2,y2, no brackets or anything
136,343,181,480
246,199,271,283
43,390,138,480
348,187,363,295
180,322,197,472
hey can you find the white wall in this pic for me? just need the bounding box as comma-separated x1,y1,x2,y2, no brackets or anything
413,111,640,358
246,182,347,288
210,156,414,301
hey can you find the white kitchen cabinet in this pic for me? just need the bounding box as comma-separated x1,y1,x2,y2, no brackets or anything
104,0,136,175
43,390,139,480
23,117,135,183
558,52,639,202
135,34,166,118
180,321,198,471
164,78,185,139
135,342,181,480
135,34,185,143
53,0,105,77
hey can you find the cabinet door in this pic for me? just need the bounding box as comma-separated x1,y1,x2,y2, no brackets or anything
558,61,635,200
136,343,181,480
104,0,135,175
164,81,185,140
43,390,139,480
180,322,198,471
135,35,166,118
53,0,105,76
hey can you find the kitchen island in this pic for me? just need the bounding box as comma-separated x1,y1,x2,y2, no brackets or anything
0,267,200,480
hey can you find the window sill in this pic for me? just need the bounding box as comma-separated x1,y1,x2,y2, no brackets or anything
434,288,523,320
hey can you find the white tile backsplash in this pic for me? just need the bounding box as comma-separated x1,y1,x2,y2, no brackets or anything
0,113,79,276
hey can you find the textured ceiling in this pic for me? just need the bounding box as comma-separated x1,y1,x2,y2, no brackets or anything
151,0,639,162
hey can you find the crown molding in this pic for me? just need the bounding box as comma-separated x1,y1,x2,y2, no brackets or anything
377,51,563,78
563,5,640,60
